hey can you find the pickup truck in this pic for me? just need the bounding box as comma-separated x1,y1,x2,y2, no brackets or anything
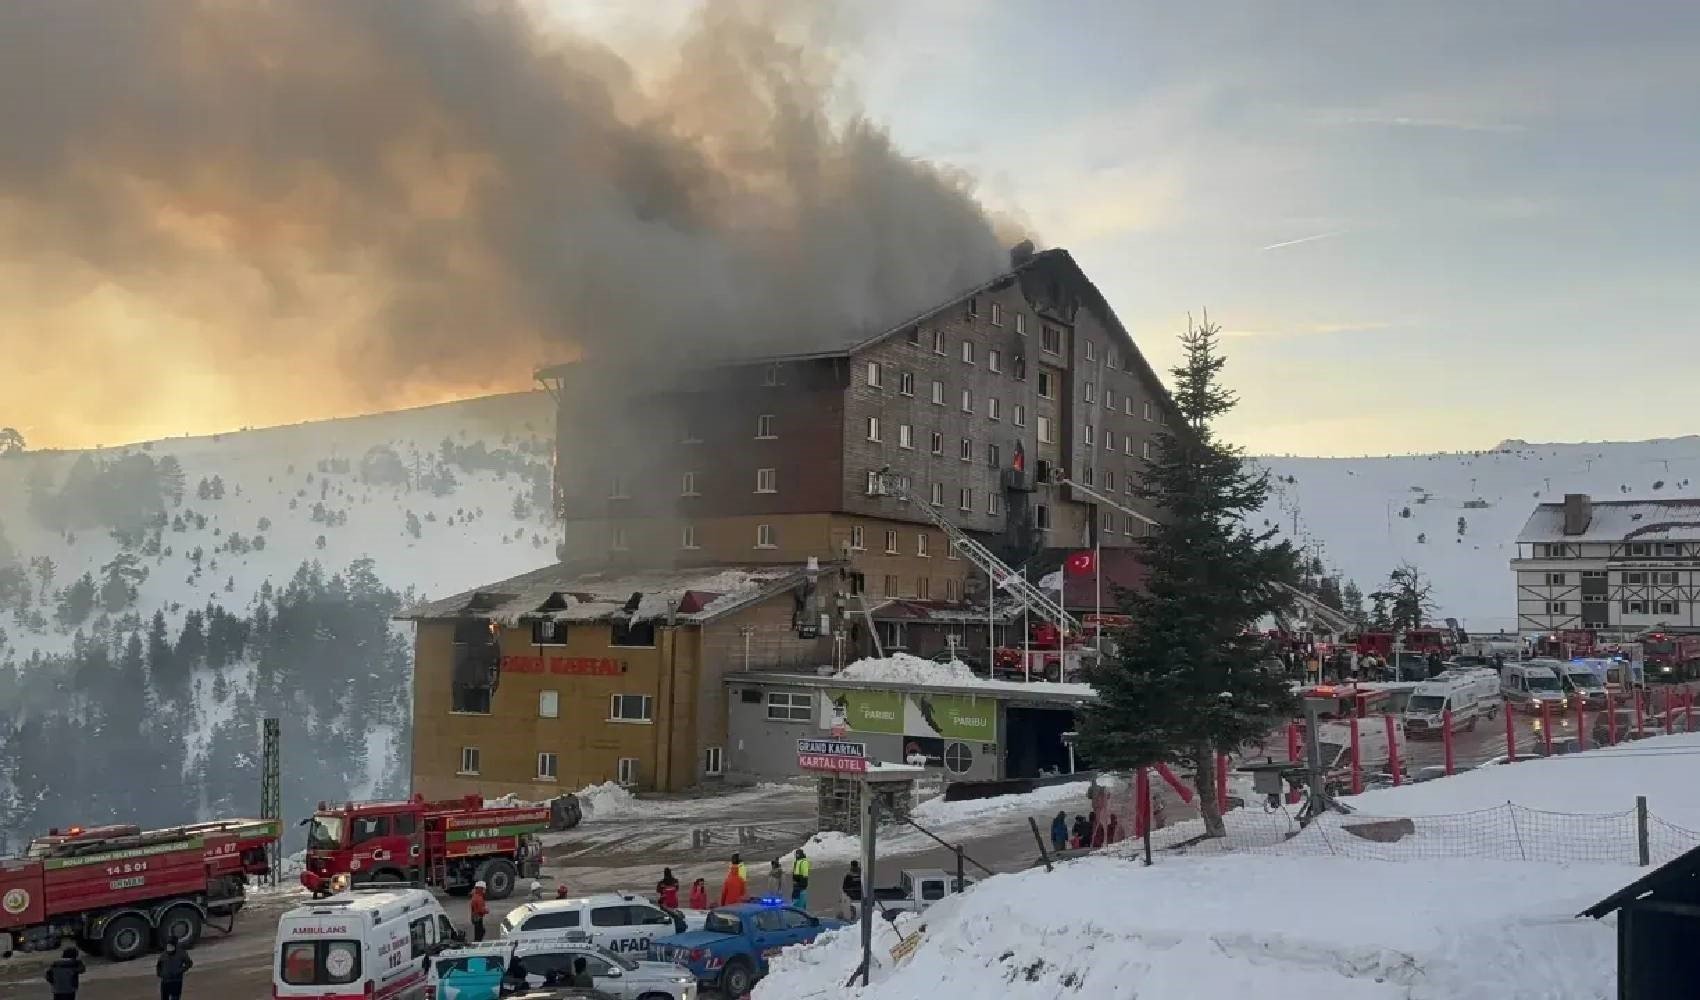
854,868,973,921
647,900,843,998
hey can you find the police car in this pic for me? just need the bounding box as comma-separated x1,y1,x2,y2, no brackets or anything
424,933,695,1000
499,894,706,957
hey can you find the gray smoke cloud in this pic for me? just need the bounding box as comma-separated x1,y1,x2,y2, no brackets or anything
0,0,1010,445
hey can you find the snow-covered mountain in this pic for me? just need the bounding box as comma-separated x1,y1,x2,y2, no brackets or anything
1255,438,1700,633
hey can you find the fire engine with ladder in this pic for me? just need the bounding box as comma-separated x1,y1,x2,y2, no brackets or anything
0,818,279,961
300,793,565,900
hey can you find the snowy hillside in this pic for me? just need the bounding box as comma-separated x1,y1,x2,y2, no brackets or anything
1256,438,1700,632
0,390,559,663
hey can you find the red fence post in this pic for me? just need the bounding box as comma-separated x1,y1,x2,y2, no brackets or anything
1215,753,1229,812
1286,722,1302,804
1665,688,1675,735
1442,708,1455,776
1349,714,1362,794
1607,690,1618,745
1504,699,1517,762
1385,713,1402,786
1634,688,1645,738
1541,699,1553,756
1574,697,1587,751
1687,689,1695,732
1133,767,1149,838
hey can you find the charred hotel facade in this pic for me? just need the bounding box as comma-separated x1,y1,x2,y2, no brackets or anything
407,247,1182,795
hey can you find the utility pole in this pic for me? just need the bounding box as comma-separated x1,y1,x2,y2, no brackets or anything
261,717,281,887
858,784,879,987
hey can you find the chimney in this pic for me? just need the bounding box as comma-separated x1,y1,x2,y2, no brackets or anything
1562,494,1592,536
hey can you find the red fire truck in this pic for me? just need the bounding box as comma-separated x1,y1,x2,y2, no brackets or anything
300,794,555,900
0,818,279,961
1641,631,1700,682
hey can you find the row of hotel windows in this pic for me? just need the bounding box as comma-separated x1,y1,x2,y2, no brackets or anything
455,748,716,785
868,359,1162,424
925,295,1133,373
866,413,1154,460
1544,570,1685,585
1534,542,1689,558
1543,600,1685,616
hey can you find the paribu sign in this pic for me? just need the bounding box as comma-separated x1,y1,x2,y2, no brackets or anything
820,691,998,741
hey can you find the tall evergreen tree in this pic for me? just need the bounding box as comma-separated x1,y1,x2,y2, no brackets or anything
1077,317,1301,838
1342,580,1367,627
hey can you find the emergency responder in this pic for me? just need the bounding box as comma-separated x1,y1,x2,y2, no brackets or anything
45,946,85,1000
841,860,863,920
719,857,747,905
791,849,811,908
470,880,490,942
527,880,544,902
657,867,680,908
155,937,193,1000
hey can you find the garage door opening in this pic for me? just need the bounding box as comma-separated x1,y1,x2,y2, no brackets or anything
1004,706,1077,780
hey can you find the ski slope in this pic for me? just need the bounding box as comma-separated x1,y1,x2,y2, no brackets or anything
1256,437,1700,632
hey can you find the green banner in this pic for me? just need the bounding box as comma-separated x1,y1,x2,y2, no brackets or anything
444,822,547,843
923,694,998,741
822,690,904,735
43,838,204,870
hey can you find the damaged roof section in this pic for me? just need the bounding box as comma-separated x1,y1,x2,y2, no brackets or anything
399,562,833,626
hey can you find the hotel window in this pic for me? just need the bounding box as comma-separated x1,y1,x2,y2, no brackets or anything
907,326,920,345
988,349,1002,373
988,397,1001,421
681,472,698,496
899,371,915,396
1108,351,1119,370
756,413,775,438
1105,388,1115,410
1084,424,1095,446
756,523,776,548
967,296,979,317
681,524,699,550
932,380,945,405
918,534,930,557
1658,601,1680,616
866,362,883,388
1125,397,1135,416
763,363,782,386
1106,470,1116,491
866,416,881,442
609,474,628,499
960,437,973,461
1656,571,1679,585
458,747,480,775
539,690,559,719
1547,600,1569,615
765,692,813,722
899,424,914,449
1036,504,1051,530
1013,403,1025,426
961,341,975,364
988,493,1002,516
1015,313,1026,335
850,525,865,550
1083,466,1094,486
933,329,946,354
1042,326,1061,354
1105,430,1115,451
537,753,558,780
930,432,943,455
1084,341,1096,362
1660,543,1682,557
885,529,899,554
617,758,640,786
959,488,973,511
610,527,628,551
609,694,654,722
1125,438,1134,456
1625,572,1646,585
961,388,973,413
884,574,900,597
1014,355,1027,380
1037,371,1053,398
987,443,1000,468
755,467,777,493
930,482,944,506
704,747,724,776
1083,381,1095,404
1142,441,1154,460
1628,543,1651,557
1143,401,1154,421
1547,572,1566,585
917,577,930,599
945,578,959,601
1623,600,1649,615
990,301,1003,326
1037,416,1054,444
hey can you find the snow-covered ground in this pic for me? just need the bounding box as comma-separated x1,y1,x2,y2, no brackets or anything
757,854,1627,1000
798,780,1095,864
1256,437,1700,631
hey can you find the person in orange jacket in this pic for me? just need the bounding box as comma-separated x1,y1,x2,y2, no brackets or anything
719,857,747,905
470,880,489,942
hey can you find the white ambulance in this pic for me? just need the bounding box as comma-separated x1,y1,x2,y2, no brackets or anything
1402,669,1502,737
274,888,459,999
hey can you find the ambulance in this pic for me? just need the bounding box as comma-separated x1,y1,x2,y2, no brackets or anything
1402,668,1502,737
273,888,459,999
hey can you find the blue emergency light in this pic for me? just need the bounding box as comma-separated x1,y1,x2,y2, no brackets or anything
756,896,786,907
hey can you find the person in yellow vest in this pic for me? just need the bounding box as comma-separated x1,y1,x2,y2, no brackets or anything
790,849,811,909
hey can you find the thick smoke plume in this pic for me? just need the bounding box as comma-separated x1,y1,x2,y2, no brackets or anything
0,0,1008,448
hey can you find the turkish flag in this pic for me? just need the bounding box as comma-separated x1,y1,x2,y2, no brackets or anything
1065,550,1096,577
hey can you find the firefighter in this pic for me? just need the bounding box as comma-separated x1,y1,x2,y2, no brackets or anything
719,857,747,905
45,946,85,1000
155,937,193,1000
791,849,811,909
470,880,489,942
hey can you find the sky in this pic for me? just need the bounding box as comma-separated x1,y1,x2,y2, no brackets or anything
6,1,1698,458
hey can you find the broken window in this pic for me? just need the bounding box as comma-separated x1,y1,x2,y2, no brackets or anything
451,618,499,714
611,619,656,648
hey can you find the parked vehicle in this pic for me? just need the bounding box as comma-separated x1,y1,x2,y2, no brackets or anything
852,868,973,921
1402,669,1501,737
301,793,564,899
500,894,703,957
274,888,457,1000
425,934,696,1000
1502,662,1568,714
1640,632,1700,682
1,818,278,961
648,900,843,997
1313,719,1407,790
1555,663,1609,707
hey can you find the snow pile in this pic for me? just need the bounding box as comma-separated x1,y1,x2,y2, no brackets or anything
1348,730,1700,829
574,781,641,820
794,780,1098,864
755,854,1628,999
840,652,979,685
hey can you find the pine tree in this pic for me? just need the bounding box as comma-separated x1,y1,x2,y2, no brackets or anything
1077,317,1301,838
1342,580,1367,627
156,455,186,505
1378,563,1435,631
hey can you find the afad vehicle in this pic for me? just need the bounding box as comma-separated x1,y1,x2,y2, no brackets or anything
0,817,279,961
1640,631,1700,682
301,794,556,901
649,898,844,998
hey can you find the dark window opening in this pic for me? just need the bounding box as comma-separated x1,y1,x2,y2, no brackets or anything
532,619,568,645
611,619,656,648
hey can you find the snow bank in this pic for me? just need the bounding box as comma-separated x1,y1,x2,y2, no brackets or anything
793,781,1098,865
574,781,641,820
1347,730,1700,830
840,652,979,685
756,854,1628,999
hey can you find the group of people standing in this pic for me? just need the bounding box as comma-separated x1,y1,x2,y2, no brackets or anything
45,937,192,1000
707,849,813,908
1048,809,1124,851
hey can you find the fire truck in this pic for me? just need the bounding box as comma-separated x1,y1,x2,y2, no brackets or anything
0,818,279,961
1533,629,1597,661
1640,631,1700,682
300,794,562,901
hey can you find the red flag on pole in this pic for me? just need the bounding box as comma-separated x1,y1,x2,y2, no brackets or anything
1065,550,1096,577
